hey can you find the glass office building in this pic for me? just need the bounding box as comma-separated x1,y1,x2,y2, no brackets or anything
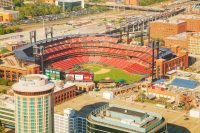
86,104,167,133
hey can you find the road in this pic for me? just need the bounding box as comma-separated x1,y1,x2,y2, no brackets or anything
0,10,155,46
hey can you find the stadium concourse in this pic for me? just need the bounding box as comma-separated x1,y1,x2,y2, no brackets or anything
3,34,188,82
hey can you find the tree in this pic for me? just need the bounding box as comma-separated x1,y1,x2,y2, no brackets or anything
180,95,194,111
15,4,62,19
13,0,24,7
0,121,5,133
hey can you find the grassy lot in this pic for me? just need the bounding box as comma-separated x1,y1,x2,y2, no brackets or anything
0,48,9,54
140,0,168,6
81,64,143,83
0,85,11,94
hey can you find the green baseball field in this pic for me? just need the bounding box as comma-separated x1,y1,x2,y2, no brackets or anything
80,64,143,83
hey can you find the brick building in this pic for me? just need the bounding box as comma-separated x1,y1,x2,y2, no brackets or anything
6,41,27,51
155,46,188,79
164,32,200,55
0,54,40,81
187,3,200,15
150,20,187,40
178,15,200,32
53,82,76,105
164,32,189,49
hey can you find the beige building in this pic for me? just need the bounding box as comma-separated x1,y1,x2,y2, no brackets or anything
189,33,200,55
0,0,13,8
12,74,55,133
0,94,15,128
0,10,19,22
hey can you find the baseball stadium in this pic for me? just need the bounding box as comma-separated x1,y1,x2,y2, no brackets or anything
0,34,188,83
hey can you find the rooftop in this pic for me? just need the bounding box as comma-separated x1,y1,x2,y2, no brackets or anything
12,74,54,93
153,19,185,24
108,106,145,118
177,15,200,20
0,94,14,110
0,10,19,14
191,32,200,37
54,82,75,92
88,104,164,132
171,78,197,89
166,32,187,40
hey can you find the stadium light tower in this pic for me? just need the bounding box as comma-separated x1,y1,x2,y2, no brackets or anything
45,27,53,41
33,45,45,74
30,30,36,44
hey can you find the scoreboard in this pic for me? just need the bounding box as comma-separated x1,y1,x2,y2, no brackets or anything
45,69,61,80
66,71,93,81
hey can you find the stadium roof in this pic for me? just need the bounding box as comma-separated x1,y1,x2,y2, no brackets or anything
171,78,197,89
14,44,35,62
194,4,200,9
13,34,120,62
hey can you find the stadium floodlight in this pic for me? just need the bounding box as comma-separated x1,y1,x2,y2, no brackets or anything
30,30,36,44
33,45,45,74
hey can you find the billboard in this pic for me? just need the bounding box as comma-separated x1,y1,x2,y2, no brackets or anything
65,71,93,81
75,74,84,81
45,69,60,80
84,74,93,81
66,74,74,81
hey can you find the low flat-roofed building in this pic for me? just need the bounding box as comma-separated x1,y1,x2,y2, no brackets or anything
6,41,27,51
0,10,19,22
164,32,189,49
0,94,15,128
177,15,200,32
70,81,95,91
53,81,76,105
188,3,200,15
87,104,167,133
164,32,200,54
98,78,116,89
150,19,187,40
155,46,188,79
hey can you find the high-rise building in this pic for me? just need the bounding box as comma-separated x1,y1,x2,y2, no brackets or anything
12,74,55,133
54,108,86,133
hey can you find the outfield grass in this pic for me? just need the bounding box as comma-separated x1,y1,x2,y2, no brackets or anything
81,64,143,83
82,64,101,72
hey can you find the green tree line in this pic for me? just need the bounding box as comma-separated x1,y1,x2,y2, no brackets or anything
15,4,62,19
0,26,20,35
